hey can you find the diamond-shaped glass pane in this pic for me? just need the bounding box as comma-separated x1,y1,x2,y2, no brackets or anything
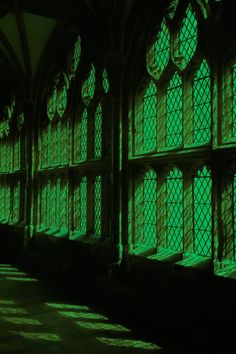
234,174,236,260
179,5,197,69
166,168,183,251
193,59,211,143
94,176,102,236
166,72,182,147
232,65,236,136
73,36,81,73
74,177,87,234
59,179,68,229
103,69,110,94
94,103,102,158
12,181,20,224
143,81,157,152
193,166,212,257
143,170,157,247
82,64,95,104
154,19,170,79
81,109,87,161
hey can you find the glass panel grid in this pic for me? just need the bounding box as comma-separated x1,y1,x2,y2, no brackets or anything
102,69,110,93
154,19,170,79
179,5,197,68
193,60,211,143
193,166,212,257
82,64,96,102
80,109,87,161
232,64,236,136
94,103,102,158
94,176,102,236
143,81,157,152
143,170,157,247
234,174,236,260
166,72,182,147
166,168,183,251
74,177,87,234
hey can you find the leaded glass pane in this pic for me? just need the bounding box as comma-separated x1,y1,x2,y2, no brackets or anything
81,64,95,103
179,5,197,69
81,109,87,160
153,19,170,79
61,119,69,165
57,85,67,118
143,81,157,152
193,60,211,143
47,87,57,121
74,177,87,235
94,103,102,158
234,174,236,260
232,64,236,137
73,36,81,74
193,166,212,257
143,170,157,247
166,72,182,147
94,176,102,236
166,168,183,251
60,179,68,230
11,181,20,224
102,69,110,93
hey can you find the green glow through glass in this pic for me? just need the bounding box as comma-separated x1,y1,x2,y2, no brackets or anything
193,59,211,143
94,176,102,236
154,19,170,79
166,168,183,251
94,103,102,158
143,81,157,152
166,72,182,147
143,170,157,247
193,166,212,257
179,5,197,69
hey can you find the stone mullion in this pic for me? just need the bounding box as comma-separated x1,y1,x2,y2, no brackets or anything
101,174,109,239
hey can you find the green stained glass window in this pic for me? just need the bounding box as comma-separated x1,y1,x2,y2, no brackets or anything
39,181,48,228
0,179,10,222
166,72,182,147
233,174,236,260
102,69,110,93
143,81,157,152
74,177,87,235
193,166,212,257
94,176,102,236
94,103,102,158
166,168,183,251
153,19,170,79
81,64,96,103
179,5,197,69
232,64,236,136
57,85,67,118
47,86,57,121
193,59,211,143
81,109,87,160
13,134,20,171
60,119,69,165
143,170,157,247
50,179,57,228
59,179,68,230
11,181,20,224
167,0,179,20
72,36,81,74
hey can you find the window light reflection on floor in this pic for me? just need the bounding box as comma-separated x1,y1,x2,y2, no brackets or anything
2,316,42,325
10,331,61,342
5,277,38,282
0,306,28,314
58,310,108,320
45,303,89,311
75,321,131,332
97,337,161,350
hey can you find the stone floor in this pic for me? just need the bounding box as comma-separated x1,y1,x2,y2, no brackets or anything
0,263,163,354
